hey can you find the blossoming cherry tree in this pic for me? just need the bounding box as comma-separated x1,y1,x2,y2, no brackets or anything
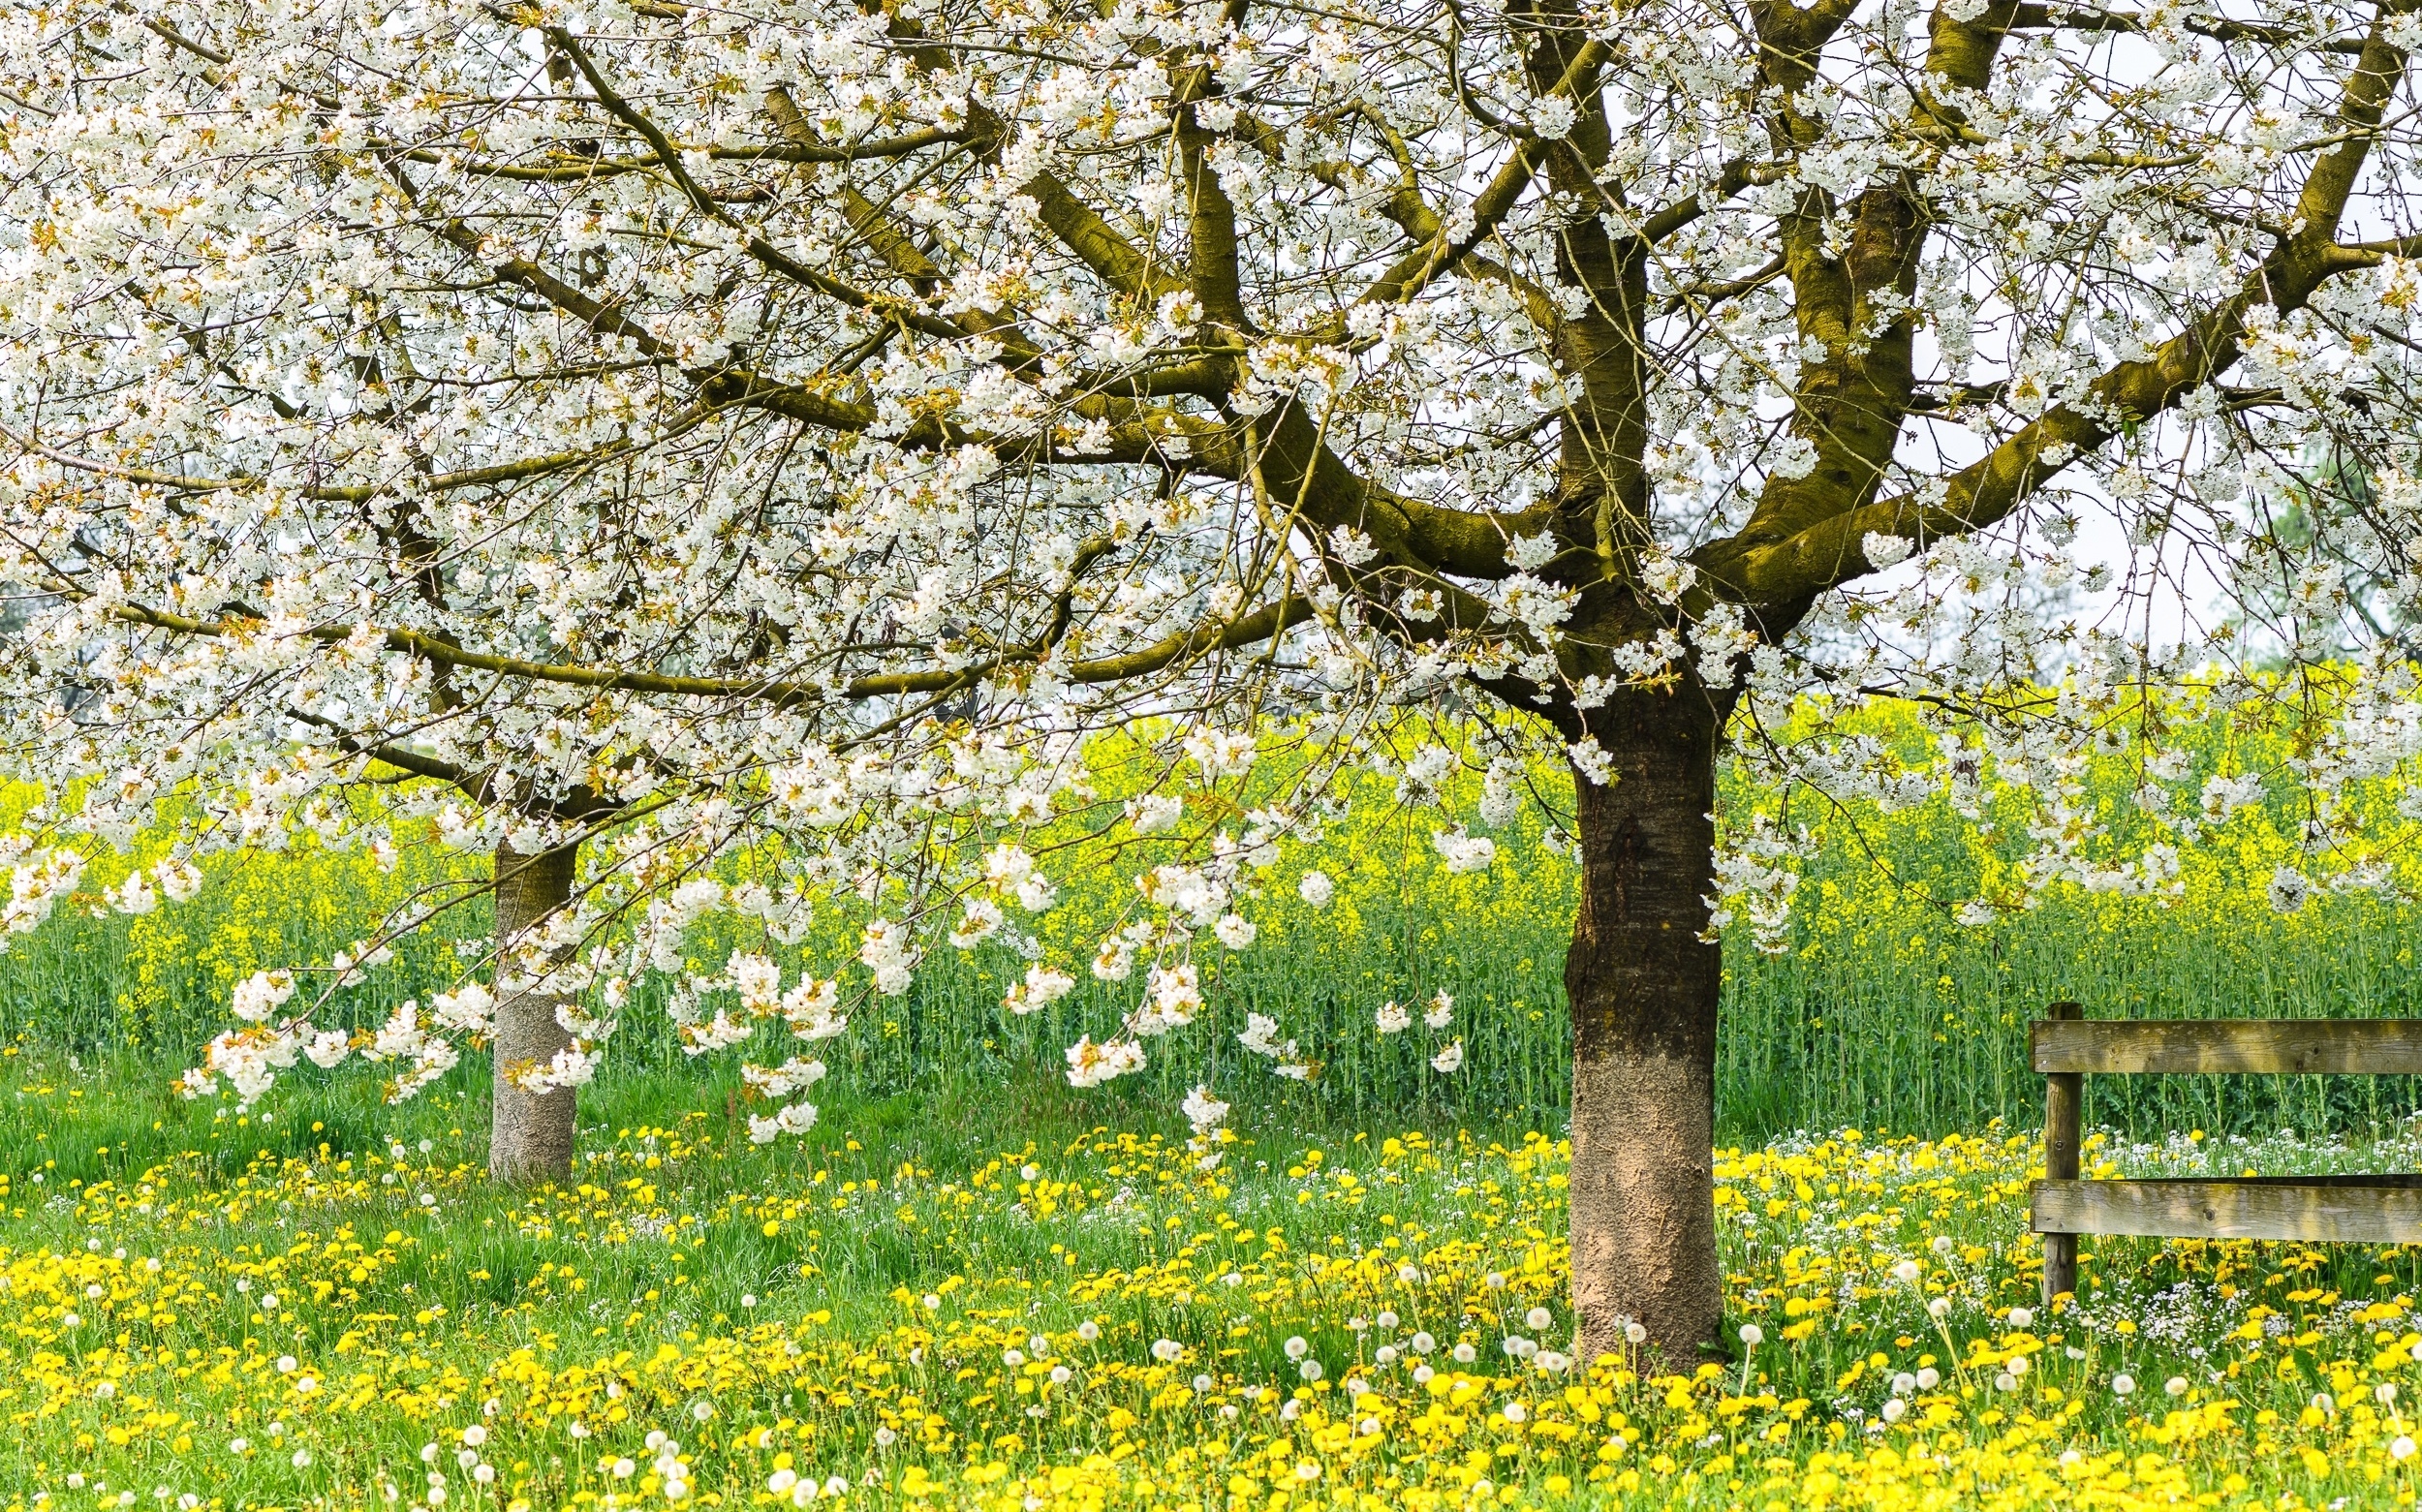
8,0,2422,1358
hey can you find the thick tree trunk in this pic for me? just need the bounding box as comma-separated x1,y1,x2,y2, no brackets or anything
488,842,579,1184
1567,694,1725,1368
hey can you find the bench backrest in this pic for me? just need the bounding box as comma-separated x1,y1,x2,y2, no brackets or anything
2034,1018,2422,1076
2032,1003,2422,1304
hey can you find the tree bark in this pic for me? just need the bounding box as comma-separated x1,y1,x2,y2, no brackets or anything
488,841,580,1183
1567,692,1725,1367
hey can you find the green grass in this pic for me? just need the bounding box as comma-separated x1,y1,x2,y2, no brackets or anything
8,763,2422,1147
12,1050,2422,1508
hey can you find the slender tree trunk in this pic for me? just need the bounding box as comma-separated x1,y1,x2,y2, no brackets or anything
488,841,579,1183
1567,693,1725,1367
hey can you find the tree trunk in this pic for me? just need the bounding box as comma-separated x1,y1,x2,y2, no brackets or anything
488,841,580,1183
1567,693,1725,1367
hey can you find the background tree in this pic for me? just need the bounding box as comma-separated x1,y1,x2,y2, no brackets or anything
7,0,2422,1361
2226,439,2415,660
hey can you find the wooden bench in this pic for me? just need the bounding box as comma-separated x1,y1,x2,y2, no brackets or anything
2034,1000,2422,1304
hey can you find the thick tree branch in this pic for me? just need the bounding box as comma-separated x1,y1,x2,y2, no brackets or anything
1717,0,2015,571
388,129,969,185
1700,11,2414,606
4,404,728,503
98,586,1316,707
2010,3,2374,55
1635,157,1780,243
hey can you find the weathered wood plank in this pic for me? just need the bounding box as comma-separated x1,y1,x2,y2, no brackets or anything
2031,1019,2422,1075
2032,1178,2422,1242
2153,1174,2422,1188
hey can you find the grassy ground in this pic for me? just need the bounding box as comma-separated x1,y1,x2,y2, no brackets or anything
12,1054,2422,1509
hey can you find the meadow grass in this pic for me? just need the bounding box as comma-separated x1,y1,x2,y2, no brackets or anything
14,1050,2422,1509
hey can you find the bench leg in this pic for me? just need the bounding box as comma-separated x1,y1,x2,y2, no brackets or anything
2041,1001,2083,1306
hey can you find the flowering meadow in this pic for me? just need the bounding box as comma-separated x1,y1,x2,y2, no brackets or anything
16,1061,2422,1510
4,693,2422,1507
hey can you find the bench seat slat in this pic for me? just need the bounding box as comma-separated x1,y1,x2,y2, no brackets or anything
2032,1019,2422,1075
2033,1178,2422,1243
